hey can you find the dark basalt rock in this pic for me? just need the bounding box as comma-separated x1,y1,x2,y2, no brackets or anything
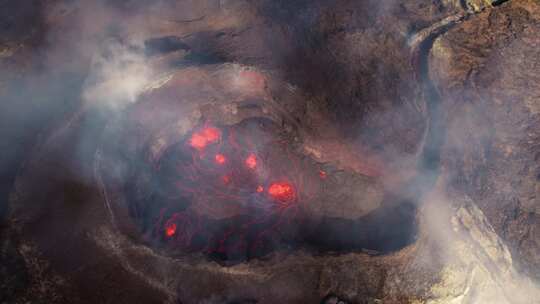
430,0,540,280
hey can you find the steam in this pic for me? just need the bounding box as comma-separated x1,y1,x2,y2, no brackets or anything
82,40,154,110
376,2,540,302
420,180,540,304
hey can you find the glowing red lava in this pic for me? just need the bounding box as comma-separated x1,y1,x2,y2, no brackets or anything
319,170,327,179
256,185,264,193
245,153,257,169
268,182,295,202
215,154,226,165
165,222,177,237
189,127,221,150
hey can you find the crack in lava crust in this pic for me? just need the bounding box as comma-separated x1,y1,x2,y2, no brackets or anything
127,118,321,263
111,116,417,265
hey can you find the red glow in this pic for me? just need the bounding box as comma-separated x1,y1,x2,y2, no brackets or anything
189,127,221,150
165,222,177,237
189,133,207,149
245,154,257,169
256,185,264,193
268,182,295,202
202,127,220,142
222,175,231,184
215,154,226,165
319,170,327,179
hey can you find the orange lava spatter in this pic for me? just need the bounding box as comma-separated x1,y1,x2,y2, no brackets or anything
165,222,177,237
215,154,226,164
245,153,257,169
268,182,295,202
189,127,221,150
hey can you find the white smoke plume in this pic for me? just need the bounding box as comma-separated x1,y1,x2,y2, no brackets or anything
82,40,154,110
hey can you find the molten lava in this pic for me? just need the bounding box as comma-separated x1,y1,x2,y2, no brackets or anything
268,182,295,202
215,154,226,165
189,127,221,150
245,153,257,169
165,222,177,237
